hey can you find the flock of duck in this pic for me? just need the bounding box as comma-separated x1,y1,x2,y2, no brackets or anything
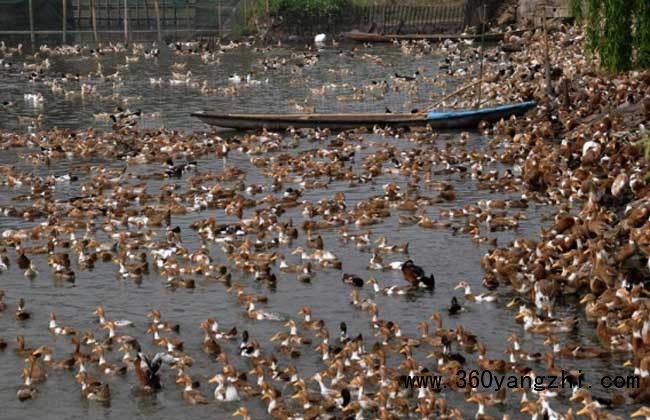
1,21,650,420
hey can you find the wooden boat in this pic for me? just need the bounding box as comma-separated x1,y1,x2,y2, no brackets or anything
341,29,527,43
191,101,536,131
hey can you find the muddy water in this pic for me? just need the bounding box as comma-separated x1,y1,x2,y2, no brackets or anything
0,42,636,419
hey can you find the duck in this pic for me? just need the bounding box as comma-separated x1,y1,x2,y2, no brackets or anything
454,281,497,302
515,308,578,334
147,309,180,333
375,236,409,254
49,312,76,335
93,345,127,375
342,273,364,287
366,277,407,295
261,387,296,418
448,296,464,315
32,346,75,370
401,260,434,288
93,306,134,327
15,335,34,357
297,306,321,330
75,372,111,401
176,374,209,404
209,373,240,402
23,262,38,279
17,368,37,401
14,298,30,321
233,407,252,420
133,347,163,392
246,302,282,321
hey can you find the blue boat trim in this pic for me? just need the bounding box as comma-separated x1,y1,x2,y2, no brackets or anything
426,100,537,120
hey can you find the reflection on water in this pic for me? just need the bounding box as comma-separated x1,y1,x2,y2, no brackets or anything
0,42,636,419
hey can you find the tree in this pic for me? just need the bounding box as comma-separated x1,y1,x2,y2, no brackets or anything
600,0,632,72
636,0,650,68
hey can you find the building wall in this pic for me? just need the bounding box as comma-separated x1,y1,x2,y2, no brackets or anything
517,0,569,25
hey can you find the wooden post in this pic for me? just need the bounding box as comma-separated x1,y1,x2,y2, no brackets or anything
91,0,98,43
476,3,486,109
62,0,67,44
154,0,162,43
28,0,35,48
123,0,129,44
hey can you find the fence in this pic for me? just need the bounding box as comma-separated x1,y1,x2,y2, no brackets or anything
0,0,247,45
0,0,488,45
350,3,468,34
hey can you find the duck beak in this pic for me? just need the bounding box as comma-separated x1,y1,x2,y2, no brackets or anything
453,284,463,290
514,312,525,320
623,360,633,367
576,407,590,416
208,376,218,384
506,298,517,308
579,295,590,304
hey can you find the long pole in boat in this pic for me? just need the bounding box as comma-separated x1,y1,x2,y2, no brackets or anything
154,0,162,44
62,0,67,44
123,0,128,45
475,3,486,109
90,0,98,43
28,0,35,49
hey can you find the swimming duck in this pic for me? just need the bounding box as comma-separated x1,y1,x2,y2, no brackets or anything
401,260,434,288
454,281,497,302
93,307,134,327
176,374,208,404
17,367,37,401
233,407,252,420
366,277,407,295
246,302,281,321
49,312,76,335
133,346,163,392
14,298,30,321
147,309,180,333
209,373,240,401
375,236,409,254
448,297,464,315
342,273,364,287
75,372,111,401
515,308,578,334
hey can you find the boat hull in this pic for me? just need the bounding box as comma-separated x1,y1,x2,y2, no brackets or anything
341,30,525,43
191,101,536,131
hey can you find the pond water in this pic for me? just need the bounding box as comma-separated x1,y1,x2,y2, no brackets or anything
0,41,636,419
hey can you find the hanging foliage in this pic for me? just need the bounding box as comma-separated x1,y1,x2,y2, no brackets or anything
600,0,632,72
570,0,583,22
585,0,601,53
636,0,650,68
